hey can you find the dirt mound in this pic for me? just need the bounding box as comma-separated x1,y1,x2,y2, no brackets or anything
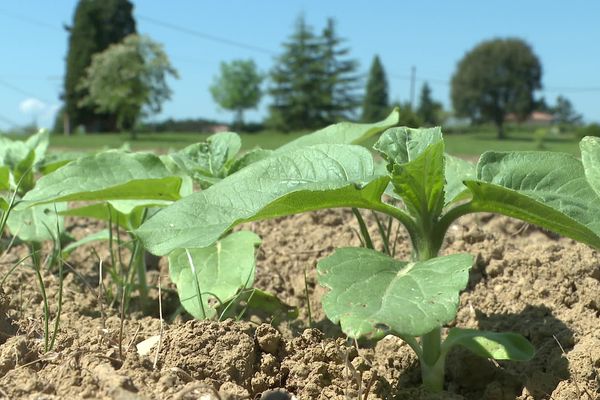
0,209,598,399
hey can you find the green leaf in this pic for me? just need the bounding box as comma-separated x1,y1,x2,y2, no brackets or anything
374,127,446,219
229,148,273,174
276,108,400,152
0,198,8,213
580,136,600,198
317,248,473,338
444,154,476,205
218,288,299,322
0,137,29,169
59,203,135,230
14,150,36,194
168,132,241,187
38,151,89,175
61,228,111,258
443,328,534,361
20,151,183,206
0,166,9,191
7,202,66,242
137,144,392,255
467,151,600,249
168,231,261,319
24,129,50,166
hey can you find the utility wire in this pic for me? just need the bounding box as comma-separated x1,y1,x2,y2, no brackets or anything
0,78,52,104
0,8,62,31
0,113,19,128
137,14,278,56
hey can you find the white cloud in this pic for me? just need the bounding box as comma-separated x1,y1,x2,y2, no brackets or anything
19,97,46,115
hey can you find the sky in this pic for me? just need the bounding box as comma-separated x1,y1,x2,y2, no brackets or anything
0,1,599,130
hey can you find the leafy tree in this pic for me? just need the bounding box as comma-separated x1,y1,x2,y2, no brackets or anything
362,55,389,122
320,18,360,123
416,82,443,126
77,34,178,136
210,60,263,128
451,38,542,139
552,95,582,126
63,0,136,132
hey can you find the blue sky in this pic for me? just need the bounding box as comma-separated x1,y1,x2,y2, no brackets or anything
1,1,599,130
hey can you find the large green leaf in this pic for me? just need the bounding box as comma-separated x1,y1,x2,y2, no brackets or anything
374,127,446,219
168,230,261,319
20,151,183,206
136,144,392,255
442,328,534,361
580,136,600,198
374,127,443,166
37,151,89,175
7,202,66,242
168,132,241,187
444,154,476,205
59,203,140,230
228,148,273,174
276,108,400,153
467,151,600,249
317,247,473,338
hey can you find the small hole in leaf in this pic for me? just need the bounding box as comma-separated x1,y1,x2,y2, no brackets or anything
374,323,390,332
43,208,51,215
207,297,219,307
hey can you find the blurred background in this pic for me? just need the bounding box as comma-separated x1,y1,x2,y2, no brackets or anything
1,0,599,154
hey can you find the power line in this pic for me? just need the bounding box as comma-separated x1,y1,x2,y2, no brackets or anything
0,113,19,128
0,8,62,31
0,78,52,104
137,14,277,56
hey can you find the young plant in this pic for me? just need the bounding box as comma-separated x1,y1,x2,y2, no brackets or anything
136,127,600,392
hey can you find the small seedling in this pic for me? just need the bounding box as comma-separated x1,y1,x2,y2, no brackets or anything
137,126,600,392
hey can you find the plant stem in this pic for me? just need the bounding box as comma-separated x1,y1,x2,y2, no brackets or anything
133,239,148,302
30,243,49,352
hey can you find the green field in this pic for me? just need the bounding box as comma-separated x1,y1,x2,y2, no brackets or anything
4,127,581,157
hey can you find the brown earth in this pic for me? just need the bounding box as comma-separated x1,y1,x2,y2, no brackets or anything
0,209,598,399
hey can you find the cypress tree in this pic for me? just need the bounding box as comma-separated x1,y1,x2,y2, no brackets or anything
416,82,442,125
63,0,136,133
361,55,389,122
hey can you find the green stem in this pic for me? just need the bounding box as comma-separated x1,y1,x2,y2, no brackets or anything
352,208,374,250
132,239,148,302
30,243,49,352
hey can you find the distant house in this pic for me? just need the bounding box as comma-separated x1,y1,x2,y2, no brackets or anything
207,124,230,133
505,111,556,126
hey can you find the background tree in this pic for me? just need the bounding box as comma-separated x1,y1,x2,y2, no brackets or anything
451,38,542,139
269,15,359,131
77,34,178,137
361,55,389,122
416,82,443,125
63,0,136,133
269,15,323,131
320,18,360,123
210,60,263,129
391,101,422,128
552,95,582,126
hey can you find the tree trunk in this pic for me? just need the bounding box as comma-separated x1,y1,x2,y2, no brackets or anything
234,109,244,130
495,118,506,140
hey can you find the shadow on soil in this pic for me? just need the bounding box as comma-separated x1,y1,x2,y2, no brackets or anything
444,305,572,399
